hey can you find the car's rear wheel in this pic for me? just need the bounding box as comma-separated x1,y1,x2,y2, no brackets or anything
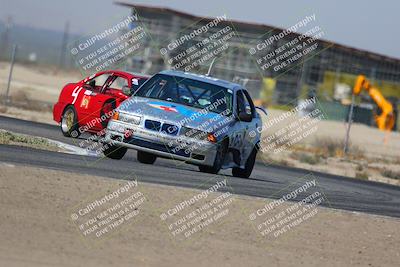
137,151,157,164
103,144,127,160
61,106,80,138
232,146,257,178
198,139,228,174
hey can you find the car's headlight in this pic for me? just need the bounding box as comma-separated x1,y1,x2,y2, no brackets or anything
181,127,208,141
108,121,126,132
117,112,141,125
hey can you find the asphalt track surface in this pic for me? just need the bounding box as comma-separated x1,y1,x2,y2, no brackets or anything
0,115,399,218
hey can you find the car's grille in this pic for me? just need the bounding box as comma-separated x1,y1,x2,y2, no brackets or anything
161,123,179,136
145,120,161,131
124,137,190,157
144,120,179,136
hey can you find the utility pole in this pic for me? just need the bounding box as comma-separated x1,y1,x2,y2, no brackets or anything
5,44,17,104
344,93,355,154
296,59,306,98
370,67,376,85
59,21,69,69
0,16,12,59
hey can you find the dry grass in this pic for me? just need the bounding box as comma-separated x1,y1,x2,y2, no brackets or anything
312,137,365,159
11,90,30,102
258,154,293,167
290,151,321,165
380,169,400,180
0,130,58,151
0,90,52,112
355,171,369,180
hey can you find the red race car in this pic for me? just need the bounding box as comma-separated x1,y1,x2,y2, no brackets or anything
53,70,149,137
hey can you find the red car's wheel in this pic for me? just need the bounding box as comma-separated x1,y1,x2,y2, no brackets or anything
61,106,80,138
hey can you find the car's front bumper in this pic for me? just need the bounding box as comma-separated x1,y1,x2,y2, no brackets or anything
104,120,217,166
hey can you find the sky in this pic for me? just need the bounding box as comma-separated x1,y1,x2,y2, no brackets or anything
0,0,399,59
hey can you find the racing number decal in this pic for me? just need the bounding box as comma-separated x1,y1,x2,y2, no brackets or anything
71,86,83,105
232,132,243,148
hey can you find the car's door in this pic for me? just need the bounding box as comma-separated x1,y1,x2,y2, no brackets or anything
75,72,113,132
241,90,259,159
229,90,247,165
103,74,130,98
234,90,258,165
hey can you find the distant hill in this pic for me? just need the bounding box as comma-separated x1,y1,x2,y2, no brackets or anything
0,21,81,66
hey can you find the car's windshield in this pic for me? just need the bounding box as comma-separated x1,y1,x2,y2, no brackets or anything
134,74,233,114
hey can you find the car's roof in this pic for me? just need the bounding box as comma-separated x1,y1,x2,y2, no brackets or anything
125,71,151,78
103,70,150,79
159,70,243,91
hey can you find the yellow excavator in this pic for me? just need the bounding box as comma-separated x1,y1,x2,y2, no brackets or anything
353,75,396,131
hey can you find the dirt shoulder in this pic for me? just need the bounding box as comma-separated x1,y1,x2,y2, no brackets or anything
0,164,398,267
0,62,80,104
0,106,55,125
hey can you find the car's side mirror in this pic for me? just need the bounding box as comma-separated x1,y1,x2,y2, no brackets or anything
122,85,132,96
237,111,252,122
130,78,144,95
255,106,268,117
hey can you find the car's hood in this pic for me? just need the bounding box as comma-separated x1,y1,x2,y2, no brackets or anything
119,97,228,131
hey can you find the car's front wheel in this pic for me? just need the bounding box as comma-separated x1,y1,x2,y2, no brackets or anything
60,106,80,138
198,140,228,174
103,144,127,160
232,146,257,178
137,151,157,164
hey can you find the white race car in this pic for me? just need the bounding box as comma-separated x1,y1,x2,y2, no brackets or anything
103,70,266,178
